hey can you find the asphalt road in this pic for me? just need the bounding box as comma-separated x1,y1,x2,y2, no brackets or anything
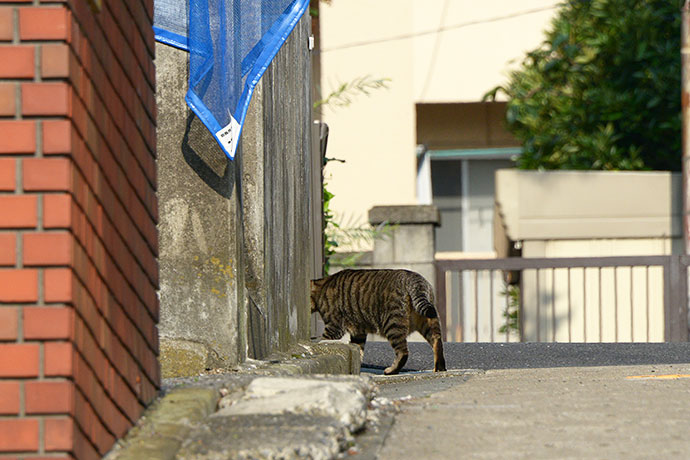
361,341,690,373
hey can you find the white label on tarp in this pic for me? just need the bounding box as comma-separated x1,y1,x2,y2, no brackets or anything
215,116,241,159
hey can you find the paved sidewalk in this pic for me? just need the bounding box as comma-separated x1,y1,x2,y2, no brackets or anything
104,341,690,459
379,364,690,459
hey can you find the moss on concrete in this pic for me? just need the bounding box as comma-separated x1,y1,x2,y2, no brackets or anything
159,339,213,378
106,342,361,459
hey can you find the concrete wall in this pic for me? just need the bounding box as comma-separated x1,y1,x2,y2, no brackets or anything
157,13,316,375
495,169,682,245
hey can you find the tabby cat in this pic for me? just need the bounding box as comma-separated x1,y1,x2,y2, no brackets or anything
310,269,446,375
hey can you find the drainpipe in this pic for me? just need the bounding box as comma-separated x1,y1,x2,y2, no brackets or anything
680,0,690,254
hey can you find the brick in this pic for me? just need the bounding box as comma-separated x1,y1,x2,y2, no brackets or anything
0,269,38,302
0,158,13,190
23,232,72,266
0,381,20,414
19,7,69,40
0,83,15,116
0,306,18,339
73,389,115,455
43,119,72,154
44,341,73,376
0,419,39,451
23,158,71,191
43,193,72,228
24,306,73,339
0,195,37,228
41,43,69,78
44,267,72,303
0,46,34,78
44,417,74,451
25,380,73,413
21,82,70,116
0,8,12,41
0,343,39,377
73,422,99,460
0,233,15,265
0,120,35,154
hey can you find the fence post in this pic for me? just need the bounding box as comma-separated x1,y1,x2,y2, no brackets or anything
678,256,690,341
435,262,447,341
664,256,689,342
664,257,673,341
519,274,526,342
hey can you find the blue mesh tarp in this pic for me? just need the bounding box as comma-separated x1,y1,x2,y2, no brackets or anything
154,0,309,159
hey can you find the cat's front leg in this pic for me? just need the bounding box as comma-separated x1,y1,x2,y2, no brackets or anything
349,332,367,359
384,339,408,375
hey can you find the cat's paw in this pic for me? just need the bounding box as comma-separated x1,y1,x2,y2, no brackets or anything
383,366,400,375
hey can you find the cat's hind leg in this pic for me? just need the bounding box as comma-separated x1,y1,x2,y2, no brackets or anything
419,316,446,372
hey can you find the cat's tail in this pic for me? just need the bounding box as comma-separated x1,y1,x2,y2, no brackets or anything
411,283,438,319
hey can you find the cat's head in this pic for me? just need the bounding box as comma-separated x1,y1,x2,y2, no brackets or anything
310,278,328,313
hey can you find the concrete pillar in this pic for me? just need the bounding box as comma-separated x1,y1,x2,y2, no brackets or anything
156,43,245,374
368,205,440,288
156,13,315,376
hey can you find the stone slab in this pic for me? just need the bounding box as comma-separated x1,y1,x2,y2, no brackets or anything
368,205,440,226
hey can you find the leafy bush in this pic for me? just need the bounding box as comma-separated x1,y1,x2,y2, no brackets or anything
486,0,682,171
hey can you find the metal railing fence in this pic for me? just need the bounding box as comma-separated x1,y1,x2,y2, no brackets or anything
435,256,690,343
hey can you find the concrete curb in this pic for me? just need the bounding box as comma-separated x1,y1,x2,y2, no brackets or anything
105,342,362,460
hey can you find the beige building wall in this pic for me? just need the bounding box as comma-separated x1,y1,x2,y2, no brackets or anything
319,0,561,238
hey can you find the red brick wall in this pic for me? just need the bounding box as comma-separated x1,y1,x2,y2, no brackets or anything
0,1,158,459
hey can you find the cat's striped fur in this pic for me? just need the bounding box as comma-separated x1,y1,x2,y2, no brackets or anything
311,269,446,375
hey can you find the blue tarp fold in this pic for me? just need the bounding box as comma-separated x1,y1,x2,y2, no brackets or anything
154,0,309,159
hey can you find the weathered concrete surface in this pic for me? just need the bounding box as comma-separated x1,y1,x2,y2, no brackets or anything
368,205,440,226
104,387,219,460
156,12,317,373
379,364,690,459
177,414,352,460
159,339,214,379
216,377,372,432
156,41,243,369
257,11,314,356
105,343,364,460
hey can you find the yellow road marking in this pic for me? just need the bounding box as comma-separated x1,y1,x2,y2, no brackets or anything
626,374,690,380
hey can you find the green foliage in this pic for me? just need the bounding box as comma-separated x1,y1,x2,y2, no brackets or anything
499,283,520,335
326,217,396,252
486,0,682,171
314,75,391,112
322,183,339,275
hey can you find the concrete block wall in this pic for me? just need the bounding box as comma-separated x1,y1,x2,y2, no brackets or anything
0,1,158,459
157,12,316,373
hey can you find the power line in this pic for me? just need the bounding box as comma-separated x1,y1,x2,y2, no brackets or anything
418,0,451,100
321,5,558,53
